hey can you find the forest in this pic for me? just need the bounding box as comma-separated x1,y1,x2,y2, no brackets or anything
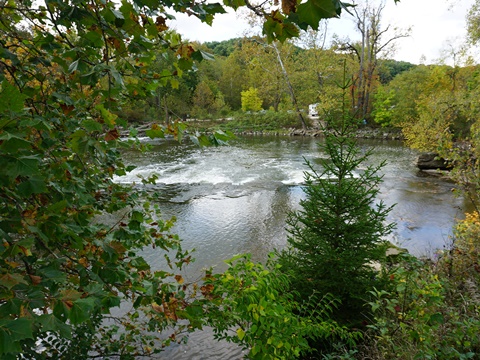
121,6,480,157
1,0,480,359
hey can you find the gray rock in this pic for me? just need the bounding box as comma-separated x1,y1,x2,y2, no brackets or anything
417,153,450,170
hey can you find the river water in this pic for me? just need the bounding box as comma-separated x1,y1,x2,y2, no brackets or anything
115,135,467,359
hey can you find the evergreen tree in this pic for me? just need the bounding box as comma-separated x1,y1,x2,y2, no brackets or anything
279,77,394,325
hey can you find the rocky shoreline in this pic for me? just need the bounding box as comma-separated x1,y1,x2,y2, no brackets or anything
235,127,404,141
290,127,404,140
125,122,404,141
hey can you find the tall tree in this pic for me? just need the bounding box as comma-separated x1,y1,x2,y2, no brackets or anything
218,49,247,110
192,80,217,117
244,38,285,111
293,26,333,110
242,36,309,128
467,0,480,45
278,70,393,326
340,0,409,120
271,41,308,129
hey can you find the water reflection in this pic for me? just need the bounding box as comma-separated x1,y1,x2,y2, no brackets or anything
145,185,302,276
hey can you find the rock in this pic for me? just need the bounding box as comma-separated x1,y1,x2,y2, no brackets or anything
416,153,450,170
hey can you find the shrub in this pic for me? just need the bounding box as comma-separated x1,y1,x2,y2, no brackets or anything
365,253,480,359
220,110,304,132
202,253,360,360
450,211,480,282
241,87,263,112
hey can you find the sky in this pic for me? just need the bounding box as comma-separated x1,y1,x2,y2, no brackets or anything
168,0,477,65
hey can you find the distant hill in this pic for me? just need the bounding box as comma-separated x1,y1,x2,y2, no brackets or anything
378,59,416,83
204,38,243,57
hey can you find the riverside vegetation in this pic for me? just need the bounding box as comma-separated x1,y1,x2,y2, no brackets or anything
2,0,480,359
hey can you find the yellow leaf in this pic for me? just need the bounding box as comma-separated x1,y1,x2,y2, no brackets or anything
236,327,245,340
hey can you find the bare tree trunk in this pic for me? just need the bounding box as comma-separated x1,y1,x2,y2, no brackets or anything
348,0,410,121
272,42,307,130
355,6,366,117
164,94,169,124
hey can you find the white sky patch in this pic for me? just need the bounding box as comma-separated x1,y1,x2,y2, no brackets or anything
168,9,250,43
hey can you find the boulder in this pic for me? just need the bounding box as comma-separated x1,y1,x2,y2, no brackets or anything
416,152,450,170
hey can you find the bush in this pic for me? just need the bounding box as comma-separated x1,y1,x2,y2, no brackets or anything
202,253,360,360
450,211,480,282
221,110,306,132
364,253,480,359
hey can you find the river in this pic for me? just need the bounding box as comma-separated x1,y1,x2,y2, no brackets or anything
114,134,467,359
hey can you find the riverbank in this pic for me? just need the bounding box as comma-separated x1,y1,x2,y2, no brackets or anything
231,126,404,140
281,126,403,140
126,117,404,142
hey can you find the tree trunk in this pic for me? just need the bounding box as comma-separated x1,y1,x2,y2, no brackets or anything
164,94,169,124
272,42,307,130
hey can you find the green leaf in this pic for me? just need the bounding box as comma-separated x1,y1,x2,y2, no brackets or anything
263,17,284,42
37,314,72,339
213,130,234,144
6,155,40,177
52,92,74,105
95,104,118,127
109,66,124,87
236,327,245,340
192,50,215,62
46,200,68,213
17,176,47,197
0,318,33,359
38,267,67,284
111,8,125,27
0,132,31,152
129,256,150,271
223,0,245,10
170,78,179,89
0,81,27,113
292,0,340,30
428,312,444,325
0,328,22,355
83,31,104,47
82,119,104,132
0,47,19,66
145,125,165,139
68,59,80,73
69,129,88,154
191,134,212,147
69,297,97,325
1,318,34,341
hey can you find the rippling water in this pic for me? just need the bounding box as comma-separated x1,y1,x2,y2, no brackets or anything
115,135,467,359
